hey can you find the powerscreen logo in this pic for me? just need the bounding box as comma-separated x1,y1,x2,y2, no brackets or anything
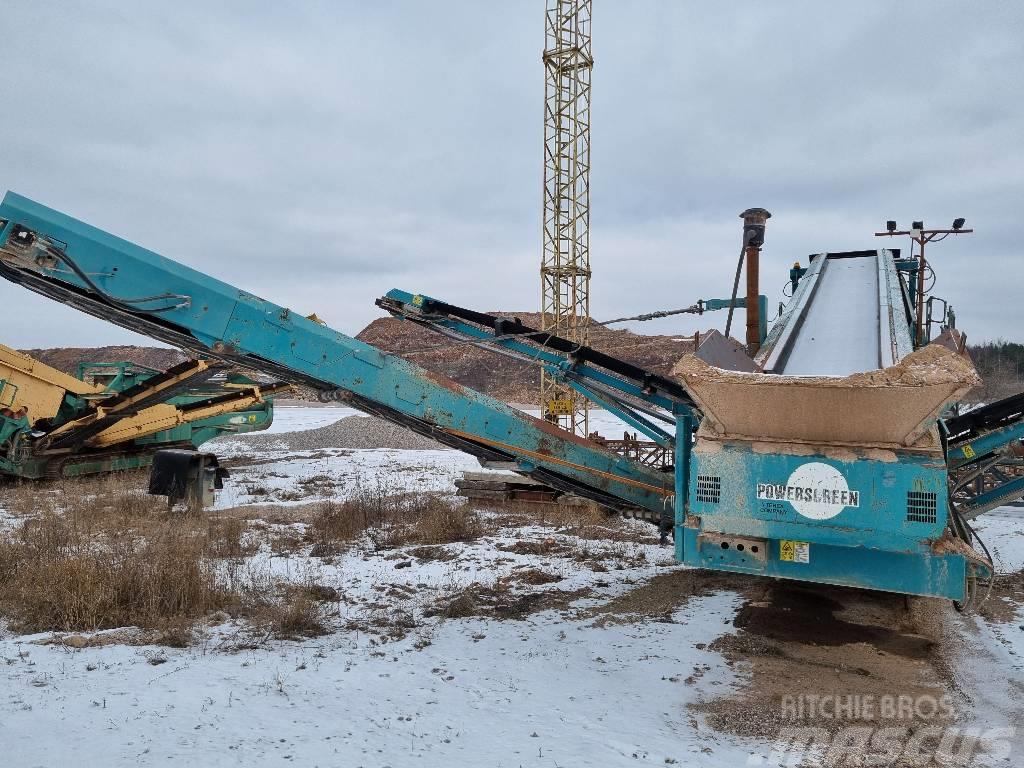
756,462,859,520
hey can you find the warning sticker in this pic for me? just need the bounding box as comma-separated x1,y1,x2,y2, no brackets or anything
780,540,810,564
962,444,975,459
546,398,575,416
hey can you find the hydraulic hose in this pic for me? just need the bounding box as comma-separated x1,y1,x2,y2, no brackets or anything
38,238,189,314
724,229,755,340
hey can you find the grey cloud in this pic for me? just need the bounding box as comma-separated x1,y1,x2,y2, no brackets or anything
0,0,1020,348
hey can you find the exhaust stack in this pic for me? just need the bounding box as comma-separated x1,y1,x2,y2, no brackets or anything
740,207,771,355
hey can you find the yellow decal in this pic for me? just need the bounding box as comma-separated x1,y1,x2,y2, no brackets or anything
546,398,574,416
248,414,257,423
780,540,810,564
962,444,975,459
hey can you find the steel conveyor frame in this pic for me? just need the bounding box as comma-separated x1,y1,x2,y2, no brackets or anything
0,191,674,516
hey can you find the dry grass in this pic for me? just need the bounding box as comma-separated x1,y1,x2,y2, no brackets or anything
483,499,656,544
0,510,233,634
414,498,483,545
435,591,480,619
0,471,639,645
305,499,368,556
251,585,330,639
408,545,457,562
497,537,573,557
306,484,481,556
506,568,561,586
427,580,591,621
0,472,163,521
266,525,307,556
205,516,256,559
534,502,609,531
0,474,318,642
344,605,420,641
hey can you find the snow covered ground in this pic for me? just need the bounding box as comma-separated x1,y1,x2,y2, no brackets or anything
959,507,1024,741
1,406,1022,767
207,406,639,511
1,578,749,767
210,448,482,510
0,512,754,766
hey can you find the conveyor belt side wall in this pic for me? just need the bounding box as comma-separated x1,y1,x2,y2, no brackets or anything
757,250,913,376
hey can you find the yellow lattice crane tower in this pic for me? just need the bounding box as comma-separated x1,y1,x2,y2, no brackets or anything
540,0,592,435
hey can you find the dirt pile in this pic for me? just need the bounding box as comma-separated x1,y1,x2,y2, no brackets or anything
21,345,189,374
358,312,698,404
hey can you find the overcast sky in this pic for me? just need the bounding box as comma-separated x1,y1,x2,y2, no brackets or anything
1,1,1021,349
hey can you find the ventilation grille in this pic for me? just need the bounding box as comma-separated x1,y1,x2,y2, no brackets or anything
696,475,721,504
906,491,937,524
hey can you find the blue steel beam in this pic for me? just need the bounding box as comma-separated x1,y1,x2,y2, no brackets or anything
0,191,673,514
378,289,696,445
947,420,1024,469
379,290,694,412
561,379,674,447
958,474,1024,521
701,296,768,343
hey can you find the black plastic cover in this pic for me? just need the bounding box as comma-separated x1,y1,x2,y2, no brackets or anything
148,448,224,496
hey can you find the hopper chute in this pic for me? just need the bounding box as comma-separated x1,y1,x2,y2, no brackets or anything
672,344,979,448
